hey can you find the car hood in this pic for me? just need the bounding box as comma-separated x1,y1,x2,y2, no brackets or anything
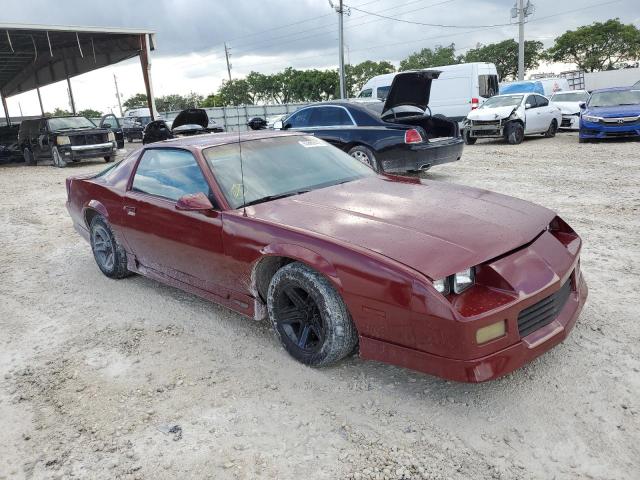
248,176,554,280
467,106,516,121
382,70,441,115
52,127,110,135
552,101,581,115
171,108,209,130
586,104,640,117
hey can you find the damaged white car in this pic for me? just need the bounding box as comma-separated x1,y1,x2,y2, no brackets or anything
463,93,562,145
550,90,590,130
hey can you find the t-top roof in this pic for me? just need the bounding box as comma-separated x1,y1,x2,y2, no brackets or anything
0,23,155,98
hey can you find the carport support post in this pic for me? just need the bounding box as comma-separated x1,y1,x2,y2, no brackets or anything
140,34,157,121
36,88,45,116
1,93,10,126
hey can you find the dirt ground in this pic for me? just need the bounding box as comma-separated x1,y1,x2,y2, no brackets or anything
1,132,639,480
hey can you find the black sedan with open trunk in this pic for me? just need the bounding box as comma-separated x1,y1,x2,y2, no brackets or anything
275,71,463,173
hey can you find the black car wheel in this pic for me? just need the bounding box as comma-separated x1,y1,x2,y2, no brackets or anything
104,155,114,163
89,215,130,279
23,147,36,166
348,145,379,172
267,262,358,367
52,146,67,168
463,129,477,145
544,119,558,138
505,122,524,145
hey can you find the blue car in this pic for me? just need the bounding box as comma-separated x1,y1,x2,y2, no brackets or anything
579,87,640,142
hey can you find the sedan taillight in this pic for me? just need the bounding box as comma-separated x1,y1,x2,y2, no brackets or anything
471,97,480,109
404,128,423,144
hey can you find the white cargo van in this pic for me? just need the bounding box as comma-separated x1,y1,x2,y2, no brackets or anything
357,62,499,122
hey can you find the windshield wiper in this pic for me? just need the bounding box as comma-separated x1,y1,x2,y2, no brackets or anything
242,190,310,208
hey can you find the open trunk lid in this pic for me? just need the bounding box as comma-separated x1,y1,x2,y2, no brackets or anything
382,70,441,116
171,108,209,130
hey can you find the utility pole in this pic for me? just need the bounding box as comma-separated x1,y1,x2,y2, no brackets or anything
329,0,349,99
113,74,123,117
512,0,534,81
224,43,232,82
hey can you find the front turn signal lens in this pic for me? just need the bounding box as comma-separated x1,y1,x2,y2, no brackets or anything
476,320,506,344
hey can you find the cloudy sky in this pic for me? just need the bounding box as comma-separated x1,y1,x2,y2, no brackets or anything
3,0,640,116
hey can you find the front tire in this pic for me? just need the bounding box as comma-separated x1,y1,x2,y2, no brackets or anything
23,147,36,166
267,262,358,367
504,122,524,145
463,129,477,145
52,146,67,168
544,119,558,138
89,215,130,279
348,145,379,172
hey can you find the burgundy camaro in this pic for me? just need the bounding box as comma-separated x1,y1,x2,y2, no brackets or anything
66,131,587,382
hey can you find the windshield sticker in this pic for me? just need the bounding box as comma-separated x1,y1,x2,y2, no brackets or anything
298,137,327,148
231,183,243,199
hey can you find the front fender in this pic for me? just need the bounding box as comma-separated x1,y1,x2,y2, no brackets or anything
260,243,342,290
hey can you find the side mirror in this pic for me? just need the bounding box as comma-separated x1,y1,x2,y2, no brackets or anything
578,102,586,109
175,192,214,211
525,103,532,109
273,120,283,130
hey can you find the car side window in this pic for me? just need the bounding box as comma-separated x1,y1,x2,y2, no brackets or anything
287,109,313,128
308,107,353,127
536,95,549,107
376,86,390,100
359,88,372,98
131,149,212,203
527,95,539,108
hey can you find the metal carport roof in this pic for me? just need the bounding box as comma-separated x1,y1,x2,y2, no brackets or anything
0,23,157,121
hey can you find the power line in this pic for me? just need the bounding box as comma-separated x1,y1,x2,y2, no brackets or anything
346,3,514,28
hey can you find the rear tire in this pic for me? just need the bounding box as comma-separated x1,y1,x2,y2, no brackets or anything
504,122,524,145
348,145,379,172
23,147,36,166
52,146,67,168
104,155,114,162
463,129,477,145
267,262,358,367
544,119,558,138
89,215,130,279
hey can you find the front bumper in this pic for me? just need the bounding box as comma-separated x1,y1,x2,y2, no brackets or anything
465,120,506,138
380,137,464,173
360,275,587,382
580,119,640,139
560,115,580,130
60,142,116,161
359,229,587,383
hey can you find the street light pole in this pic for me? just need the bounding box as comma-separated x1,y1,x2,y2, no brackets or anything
338,0,346,99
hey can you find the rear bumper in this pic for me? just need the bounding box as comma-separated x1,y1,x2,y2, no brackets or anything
360,276,587,382
380,137,464,173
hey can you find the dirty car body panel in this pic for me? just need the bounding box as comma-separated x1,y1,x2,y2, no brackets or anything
66,131,587,382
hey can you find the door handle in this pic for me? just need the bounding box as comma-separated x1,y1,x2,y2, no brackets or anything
124,206,136,216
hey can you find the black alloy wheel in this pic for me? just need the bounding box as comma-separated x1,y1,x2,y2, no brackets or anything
273,283,326,353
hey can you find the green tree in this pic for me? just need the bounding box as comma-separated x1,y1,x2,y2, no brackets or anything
52,107,71,116
464,39,544,80
155,93,203,111
346,60,395,97
546,18,640,72
201,93,223,107
217,79,253,106
78,108,102,118
399,44,460,71
122,93,148,110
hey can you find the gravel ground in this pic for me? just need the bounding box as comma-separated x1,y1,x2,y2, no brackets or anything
1,133,639,480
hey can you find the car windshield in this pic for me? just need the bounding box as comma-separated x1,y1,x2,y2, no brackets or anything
551,92,589,102
47,116,95,131
480,95,523,108
204,135,376,209
589,90,640,107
